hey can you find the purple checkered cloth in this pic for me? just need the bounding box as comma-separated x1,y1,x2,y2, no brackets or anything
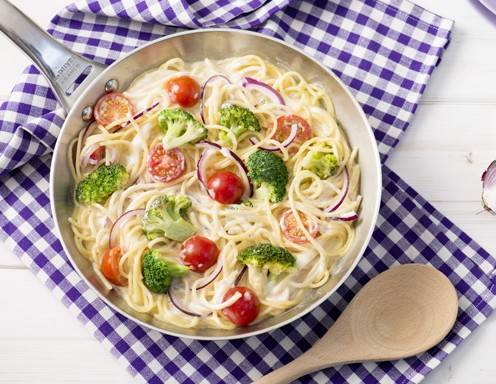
0,0,494,383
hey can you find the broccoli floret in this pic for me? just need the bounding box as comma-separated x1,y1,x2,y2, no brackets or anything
75,164,129,205
238,243,296,275
158,108,208,150
141,249,189,293
218,104,260,145
247,150,289,203
302,148,339,179
142,195,196,241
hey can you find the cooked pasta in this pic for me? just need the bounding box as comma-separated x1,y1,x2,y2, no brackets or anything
69,55,361,329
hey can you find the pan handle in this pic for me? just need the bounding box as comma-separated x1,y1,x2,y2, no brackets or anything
0,0,105,112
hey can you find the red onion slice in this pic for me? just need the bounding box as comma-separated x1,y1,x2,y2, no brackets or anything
80,122,100,168
249,122,298,152
169,280,212,317
196,259,224,290
81,143,101,168
248,138,279,152
200,75,231,124
87,157,99,166
196,148,216,199
110,102,161,133
108,209,145,249
325,167,350,213
482,160,496,213
128,101,160,123
168,288,203,317
196,140,253,200
133,101,160,120
242,77,285,105
234,266,247,286
82,122,97,143
331,211,359,222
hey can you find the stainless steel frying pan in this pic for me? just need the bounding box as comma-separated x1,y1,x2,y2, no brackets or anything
0,0,381,340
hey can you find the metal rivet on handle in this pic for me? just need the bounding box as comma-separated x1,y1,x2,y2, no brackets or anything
104,79,119,93
81,106,94,122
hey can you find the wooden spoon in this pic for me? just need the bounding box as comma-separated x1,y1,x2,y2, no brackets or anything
254,264,458,384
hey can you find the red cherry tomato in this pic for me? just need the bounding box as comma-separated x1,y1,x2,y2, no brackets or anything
206,170,245,204
148,144,186,183
275,115,312,150
89,146,105,161
94,92,135,126
164,75,200,108
222,287,260,326
180,236,219,273
280,209,319,244
101,247,127,286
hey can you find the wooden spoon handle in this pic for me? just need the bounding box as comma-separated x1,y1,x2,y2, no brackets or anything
253,354,317,384
254,314,358,383
253,350,349,384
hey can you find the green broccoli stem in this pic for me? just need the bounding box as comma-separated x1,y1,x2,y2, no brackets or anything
142,195,197,241
141,249,189,293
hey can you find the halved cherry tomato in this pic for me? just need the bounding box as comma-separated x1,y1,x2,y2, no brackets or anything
101,246,127,286
94,92,135,126
274,115,312,149
89,146,105,162
280,209,319,244
164,75,200,108
181,236,219,273
148,144,186,183
222,286,260,326
206,171,245,204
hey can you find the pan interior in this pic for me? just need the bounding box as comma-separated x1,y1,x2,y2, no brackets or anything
50,30,381,339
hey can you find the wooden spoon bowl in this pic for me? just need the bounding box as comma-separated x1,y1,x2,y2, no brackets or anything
255,264,458,384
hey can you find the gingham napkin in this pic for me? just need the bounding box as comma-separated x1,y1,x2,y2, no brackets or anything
0,1,495,383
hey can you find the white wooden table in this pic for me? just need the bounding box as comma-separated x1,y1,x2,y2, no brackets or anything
0,0,495,383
